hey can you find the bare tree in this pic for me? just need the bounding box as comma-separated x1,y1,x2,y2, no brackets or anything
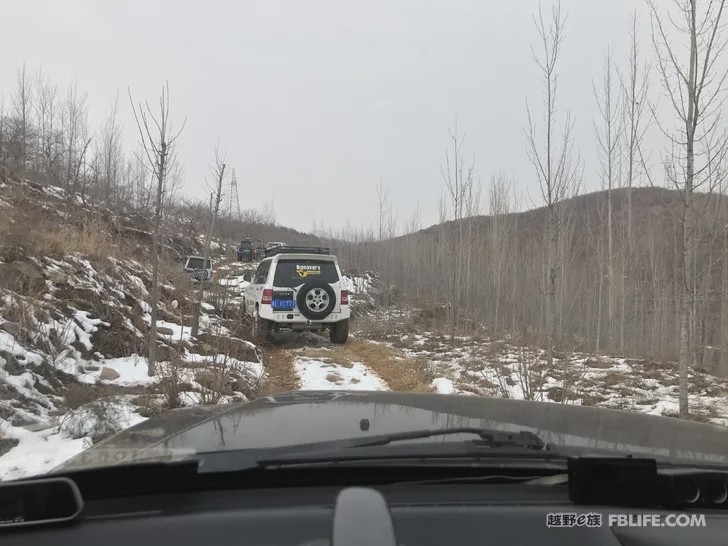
441,121,475,337
619,9,651,352
61,81,90,196
34,68,61,184
0,99,6,181
722,184,728,375
191,147,227,338
376,176,389,242
648,0,728,417
100,94,124,204
488,173,514,333
10,63,34,175
525,2,580,367
129,83,185,376
406,202,422,234
593,48,622,349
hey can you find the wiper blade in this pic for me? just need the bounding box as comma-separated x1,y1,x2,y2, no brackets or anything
303,427,546,451
255,442,565,470
197,428,547,473
253,429,547,469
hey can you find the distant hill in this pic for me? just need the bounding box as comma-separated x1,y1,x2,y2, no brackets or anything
341,186,728,374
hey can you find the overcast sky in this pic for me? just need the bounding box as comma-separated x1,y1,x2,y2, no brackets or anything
1,0,651,233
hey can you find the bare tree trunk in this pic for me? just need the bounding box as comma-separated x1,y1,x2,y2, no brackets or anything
0,101,6,181
620,9,650,354
34,69,60,184
649,0,728,417
191,148,227,338
11,63,33,176
129,83,185,376
101,94,123,204
150,176,163,375
441,121,475,339
722,206,728,374
376,176,387,243
594,47,621,351
526,3,580,368
596,247,603,354
61,82,89,196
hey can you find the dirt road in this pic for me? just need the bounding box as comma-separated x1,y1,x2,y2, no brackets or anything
259,333,433,394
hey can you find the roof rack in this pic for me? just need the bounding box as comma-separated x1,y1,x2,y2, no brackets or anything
265,245,331,258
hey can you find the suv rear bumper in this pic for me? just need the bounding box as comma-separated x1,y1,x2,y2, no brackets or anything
258,306,350,324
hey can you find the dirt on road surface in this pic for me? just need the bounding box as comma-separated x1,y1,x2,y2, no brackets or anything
260,347,301,394
260,334,434,394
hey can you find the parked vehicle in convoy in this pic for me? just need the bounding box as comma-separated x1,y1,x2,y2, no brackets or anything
183,255,213,281
237,239,254,262
242,246,350,343
265,241,287,251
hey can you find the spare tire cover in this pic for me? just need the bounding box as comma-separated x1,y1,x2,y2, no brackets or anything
297,281,336,320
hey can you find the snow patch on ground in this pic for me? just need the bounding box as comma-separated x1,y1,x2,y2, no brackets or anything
431,377,455,394
0,425,88,480
340,275,371,294
79,355,155,386
365,328,728,425
294,357,387,391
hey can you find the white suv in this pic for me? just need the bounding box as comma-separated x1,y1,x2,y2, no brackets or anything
242,246,350,344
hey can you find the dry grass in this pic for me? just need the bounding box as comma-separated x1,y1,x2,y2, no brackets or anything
602,372,632,387
0,204,120,263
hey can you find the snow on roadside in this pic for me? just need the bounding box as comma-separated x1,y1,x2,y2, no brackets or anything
340,274,372,294
0,330,44,366
294,357,387,391
431,377,455,394
78,355,155,386
0,392,152,481
0,425,88,481
371,329,728,425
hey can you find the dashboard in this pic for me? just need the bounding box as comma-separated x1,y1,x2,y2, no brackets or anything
4,484,728,546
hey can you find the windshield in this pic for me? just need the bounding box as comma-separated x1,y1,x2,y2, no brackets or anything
273,259,340,287
2,0,728,488
186,258,211,270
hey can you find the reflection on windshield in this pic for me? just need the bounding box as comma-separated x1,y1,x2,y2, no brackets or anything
96,397,728,466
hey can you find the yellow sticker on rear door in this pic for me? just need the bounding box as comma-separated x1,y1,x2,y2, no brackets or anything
296,264,321,278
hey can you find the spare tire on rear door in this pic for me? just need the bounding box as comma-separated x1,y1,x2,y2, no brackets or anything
296,281,336,320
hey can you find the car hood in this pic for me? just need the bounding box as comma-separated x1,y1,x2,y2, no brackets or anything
59,391,728,470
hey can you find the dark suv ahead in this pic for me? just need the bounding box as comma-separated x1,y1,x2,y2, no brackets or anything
237,239,254,262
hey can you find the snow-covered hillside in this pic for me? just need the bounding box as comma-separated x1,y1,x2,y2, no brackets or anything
0,179,262,478
0,179,387,479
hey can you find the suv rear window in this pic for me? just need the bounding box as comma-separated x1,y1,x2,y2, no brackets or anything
186,257,211,269
273,259,339,287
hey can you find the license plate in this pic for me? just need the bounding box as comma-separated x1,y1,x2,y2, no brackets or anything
272,300,296,310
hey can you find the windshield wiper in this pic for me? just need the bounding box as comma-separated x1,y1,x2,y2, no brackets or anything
196,428,549,473
321,427,547,450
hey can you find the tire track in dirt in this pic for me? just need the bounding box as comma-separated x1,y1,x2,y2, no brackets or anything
259,347,301,394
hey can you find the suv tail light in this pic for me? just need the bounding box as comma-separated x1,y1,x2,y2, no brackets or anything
262,289,273,305
341,290,349,305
